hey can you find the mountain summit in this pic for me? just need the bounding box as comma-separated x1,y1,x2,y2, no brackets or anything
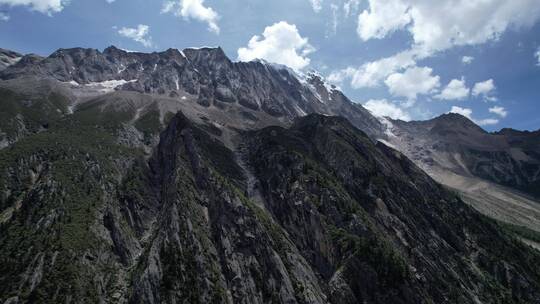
0,46,383,139
0,46,539,304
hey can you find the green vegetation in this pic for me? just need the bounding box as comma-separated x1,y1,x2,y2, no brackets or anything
498,221,540,244
191,127,245,185
0,87,69,141
72,100,134,131
330,227,409,287
134,108,162,144
0,102,144,301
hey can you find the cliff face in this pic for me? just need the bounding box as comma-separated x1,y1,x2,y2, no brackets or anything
0,46,382,140
386,114,540,239
389,114,540,199
1,109,539,303
1,46,540,304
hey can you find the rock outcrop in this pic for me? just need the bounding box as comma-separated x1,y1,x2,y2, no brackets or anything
1,46,539,304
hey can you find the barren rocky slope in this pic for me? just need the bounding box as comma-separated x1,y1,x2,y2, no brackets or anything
389,114,540,199
1,46,540,303
386,114,540,239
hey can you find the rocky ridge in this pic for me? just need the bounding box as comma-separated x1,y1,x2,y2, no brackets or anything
0,46,383,140
0,46,539,303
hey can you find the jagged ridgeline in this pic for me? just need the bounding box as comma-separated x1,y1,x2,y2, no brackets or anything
0,46,540,303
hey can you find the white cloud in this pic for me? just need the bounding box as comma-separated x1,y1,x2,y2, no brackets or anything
0,12,9,21
357,0,411,41
475,118,499,126
434,77,469,100
449,106,472,119
327,68,348,84
309,0,322,12
118,24,153,48
162,0,220,34
337,1,540,92
106,0,115,3
384,66,440,100
327,3,339,36
535,47,540,66
449,106,499,126
489,106,508,118
462,56,474,64
356,0,540,54
328,48,417,88
0,0,67,14
364,99,411,121
472,79,497,101
237,21,315,71
343,0,360,18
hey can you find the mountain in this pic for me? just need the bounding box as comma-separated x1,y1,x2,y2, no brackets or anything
1,46,540,303
388,113,540,198
387,114,540,241
0,49,23,71
0,46,383,141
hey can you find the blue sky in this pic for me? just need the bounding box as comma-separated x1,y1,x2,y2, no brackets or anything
1,0,539,131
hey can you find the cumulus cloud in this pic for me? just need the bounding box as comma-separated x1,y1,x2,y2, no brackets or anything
0,0,68,15
363,99,411,121
357,0,411,41
449,106,472,119
0,12,9,21
237,21,315,71
357,0,540,54
162,0,220,34
118,24,153,48
449,106,499,126
535,47,540,66
462,56,474,64
309,0,322,12
384,66,440,100
434,78,469,100
335,1,540,90
489,106,508,118
472,79,497,101
328,48,417,88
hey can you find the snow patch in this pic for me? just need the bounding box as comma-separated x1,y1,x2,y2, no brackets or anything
308,84,324,103
66,104,76,114
118,64,127,74
377,116,397,138
85,79,137,93
184,46,219,50
255,59,298,79
308,70,336,95
11,57,22,65
119,48,137,53
293,104,307,116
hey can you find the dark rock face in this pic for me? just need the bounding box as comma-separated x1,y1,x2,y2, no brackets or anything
1,45,540,303
390,113,540,199
0,46,384,139
244,114,540,303
1,108,539,303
